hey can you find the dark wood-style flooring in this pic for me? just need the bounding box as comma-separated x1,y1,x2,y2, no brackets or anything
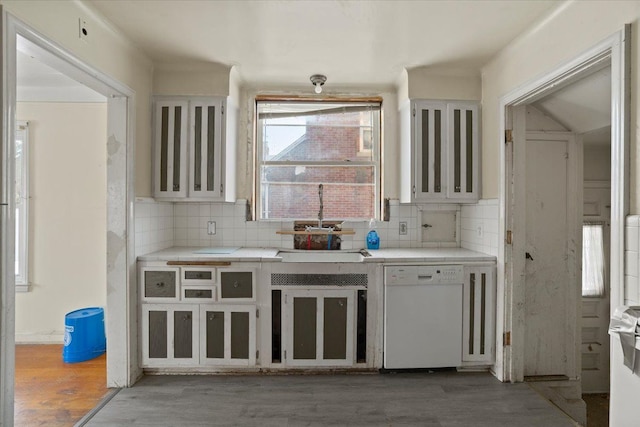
15,344,108,427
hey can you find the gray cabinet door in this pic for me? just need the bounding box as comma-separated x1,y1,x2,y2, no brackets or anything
199,304,256,366
144,271,177,298
220,271,254,299
153,99,188,198
284,290,355,366
142,304,199,367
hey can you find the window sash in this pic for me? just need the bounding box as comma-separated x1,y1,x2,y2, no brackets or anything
256,100,381,221
15,121,29,289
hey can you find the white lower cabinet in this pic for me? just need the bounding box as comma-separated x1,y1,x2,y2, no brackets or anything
200,304,257,366
283,289,356,367
462,266,496,365
142,304,199,367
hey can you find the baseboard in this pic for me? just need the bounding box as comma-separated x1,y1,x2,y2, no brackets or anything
15,333,64,344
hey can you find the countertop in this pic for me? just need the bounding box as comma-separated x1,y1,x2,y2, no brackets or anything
138,247,496,263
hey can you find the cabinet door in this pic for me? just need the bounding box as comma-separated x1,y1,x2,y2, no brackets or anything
189,99,224,199
283,290,355,367
199,304,256,366
142,304,199,367
153,100,188,198
447,102,479,201
462,266,495,364
219,270,255,301
140,267,179,302
412,100,447,201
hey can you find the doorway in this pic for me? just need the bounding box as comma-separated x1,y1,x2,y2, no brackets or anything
499,28,628,425
1,12,137,425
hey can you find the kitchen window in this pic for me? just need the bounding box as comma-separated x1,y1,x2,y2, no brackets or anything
256,100,381,220
15,121,29,290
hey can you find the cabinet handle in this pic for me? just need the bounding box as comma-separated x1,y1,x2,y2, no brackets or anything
157,282,165,287
183,314,191,321
455,186,461,191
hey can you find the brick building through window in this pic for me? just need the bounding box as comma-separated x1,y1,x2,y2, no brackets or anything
256,101,381,220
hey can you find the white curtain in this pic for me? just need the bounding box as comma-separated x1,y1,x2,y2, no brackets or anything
582,223,605,297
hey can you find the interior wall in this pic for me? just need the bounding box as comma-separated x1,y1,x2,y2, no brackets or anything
481,1,638,204
152,62,231,96
584,145,612,181
15,102,107,342
1,0,154,197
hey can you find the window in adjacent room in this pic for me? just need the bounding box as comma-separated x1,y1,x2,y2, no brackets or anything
582,222,605,297
15,121,29,290
256,100,381,220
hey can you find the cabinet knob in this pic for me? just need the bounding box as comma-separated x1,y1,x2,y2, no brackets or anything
209,314,215,320
233,281,240,288
173,184,179,191
455,186,461,191
157,282,165,287
183,314,191,321
338,301,345,307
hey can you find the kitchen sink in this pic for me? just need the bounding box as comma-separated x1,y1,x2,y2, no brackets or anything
277,250,367,263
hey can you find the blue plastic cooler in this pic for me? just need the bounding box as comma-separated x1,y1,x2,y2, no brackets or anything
63,307,106,363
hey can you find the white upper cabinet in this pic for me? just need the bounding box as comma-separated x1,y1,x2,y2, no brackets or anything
153,96,234,201
401,100,480,203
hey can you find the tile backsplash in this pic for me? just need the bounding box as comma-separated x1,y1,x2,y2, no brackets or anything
624,216,640,306
135,197,500,256
460,199,499,256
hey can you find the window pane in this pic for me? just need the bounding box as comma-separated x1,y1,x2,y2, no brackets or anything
260,165,375,219
257,101,380,220
582,224,605,297
259,103,377,162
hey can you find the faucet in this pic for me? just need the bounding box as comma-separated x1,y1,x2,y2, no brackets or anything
318,183,323,228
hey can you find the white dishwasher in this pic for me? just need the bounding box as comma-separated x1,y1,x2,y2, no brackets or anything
384,265,464,369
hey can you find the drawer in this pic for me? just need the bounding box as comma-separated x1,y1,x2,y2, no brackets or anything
182,287,216,302
219,270,254,300
181,267,216,285
143,269,179,301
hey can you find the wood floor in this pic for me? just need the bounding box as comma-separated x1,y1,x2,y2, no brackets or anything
85,371,576,427
15,344,109,427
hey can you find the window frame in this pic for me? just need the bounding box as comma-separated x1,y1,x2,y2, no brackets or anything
254,98,382,221
15,121,30,291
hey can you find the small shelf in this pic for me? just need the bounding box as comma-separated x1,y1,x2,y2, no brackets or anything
276,229,355,236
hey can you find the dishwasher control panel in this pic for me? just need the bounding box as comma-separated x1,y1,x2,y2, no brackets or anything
385,265,464,285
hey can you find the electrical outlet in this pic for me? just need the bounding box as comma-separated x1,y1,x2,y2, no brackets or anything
207,221,216,235
79,18,89,42
399,222,408,235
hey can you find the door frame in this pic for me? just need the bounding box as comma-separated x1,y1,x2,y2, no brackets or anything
1,11,139,424
498,27,630,382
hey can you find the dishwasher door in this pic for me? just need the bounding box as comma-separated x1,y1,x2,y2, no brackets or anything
384,266,463,369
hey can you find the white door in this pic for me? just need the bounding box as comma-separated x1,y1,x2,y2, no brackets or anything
581,183,611,393
524,132,580,378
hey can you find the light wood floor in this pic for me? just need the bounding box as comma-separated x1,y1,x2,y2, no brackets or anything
15,344,108,427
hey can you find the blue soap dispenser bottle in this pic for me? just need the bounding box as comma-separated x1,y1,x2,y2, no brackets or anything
366,219,380,250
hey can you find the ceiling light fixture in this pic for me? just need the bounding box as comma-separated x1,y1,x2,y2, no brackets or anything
310,74,327,94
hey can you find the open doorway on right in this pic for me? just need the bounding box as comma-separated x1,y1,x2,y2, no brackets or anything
527,63,612,425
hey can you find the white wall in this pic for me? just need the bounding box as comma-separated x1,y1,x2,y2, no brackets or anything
15,102,107,342
1,0,154,197
584,145,612,182
481,2,640,425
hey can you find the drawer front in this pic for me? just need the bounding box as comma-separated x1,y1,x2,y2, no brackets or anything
220,271,253,299
145,271,177,298
182,268,216,285
183,287,216,302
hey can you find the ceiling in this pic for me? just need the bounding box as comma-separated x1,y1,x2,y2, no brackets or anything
88,0,561,87
532,65,611,145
